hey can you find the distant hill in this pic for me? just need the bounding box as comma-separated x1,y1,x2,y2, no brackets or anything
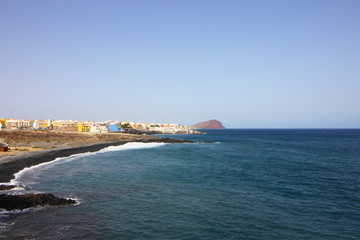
191,120,226,129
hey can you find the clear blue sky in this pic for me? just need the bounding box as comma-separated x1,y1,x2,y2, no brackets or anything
1,0,359,128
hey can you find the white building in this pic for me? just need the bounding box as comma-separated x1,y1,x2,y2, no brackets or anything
19,120,31,128
90,125,109,133
6,119,20,129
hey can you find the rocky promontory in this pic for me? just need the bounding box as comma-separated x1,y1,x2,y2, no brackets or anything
0,193,76,211
192,120,226,129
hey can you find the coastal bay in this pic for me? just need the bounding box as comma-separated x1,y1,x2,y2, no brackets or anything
0,130,192,183
0,130,193,211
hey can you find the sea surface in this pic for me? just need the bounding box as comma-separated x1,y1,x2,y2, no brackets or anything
1,129,360,239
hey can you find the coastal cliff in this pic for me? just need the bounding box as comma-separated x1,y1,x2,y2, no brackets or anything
192,120,226,129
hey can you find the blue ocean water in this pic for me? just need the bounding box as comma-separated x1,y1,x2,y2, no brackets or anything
1,129,360,239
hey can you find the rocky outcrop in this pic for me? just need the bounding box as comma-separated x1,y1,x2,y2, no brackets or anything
141,138,194,143
190,130,204,135
192,120,226,129
0,184,24,191
0,193,76,211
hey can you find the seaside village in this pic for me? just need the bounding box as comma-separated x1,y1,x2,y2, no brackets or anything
0,118,197,134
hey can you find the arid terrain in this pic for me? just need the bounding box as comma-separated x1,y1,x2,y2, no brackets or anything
0,130,159,157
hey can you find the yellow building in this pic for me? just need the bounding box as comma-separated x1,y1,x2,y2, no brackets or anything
134,123,144,130
78,123,91,132
52,121,61,129
53,120,77,131
39,121,49,129
0,119,6,126
33,120,50,129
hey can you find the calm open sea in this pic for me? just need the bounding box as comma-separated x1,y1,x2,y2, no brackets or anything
1,129,360,239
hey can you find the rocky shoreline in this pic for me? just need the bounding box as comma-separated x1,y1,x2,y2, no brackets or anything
0,136,193,211
0,193,77,211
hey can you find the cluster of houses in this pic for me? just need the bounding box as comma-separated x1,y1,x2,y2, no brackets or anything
0,118,195,134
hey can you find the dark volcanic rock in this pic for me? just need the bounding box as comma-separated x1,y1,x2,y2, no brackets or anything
0,185,24,191
0,193,76,210
150,138,193,143
192,120,226,129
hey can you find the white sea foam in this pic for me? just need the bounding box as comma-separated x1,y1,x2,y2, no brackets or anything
98,142,168,153
67,197,81,206
9,153,95,186
8,142,168,186
0,207,32,217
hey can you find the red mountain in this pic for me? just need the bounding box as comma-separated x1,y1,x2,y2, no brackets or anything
191,120,226,129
